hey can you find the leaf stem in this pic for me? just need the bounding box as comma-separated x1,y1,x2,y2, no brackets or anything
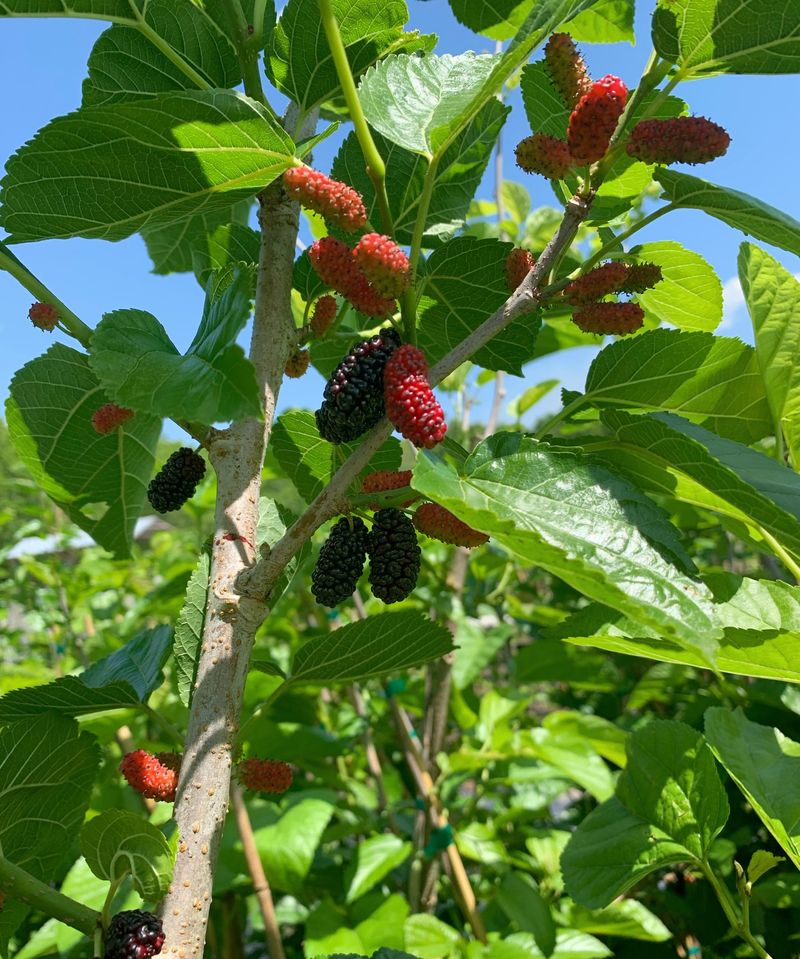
318,0,393,235
0,240,93,347
701,861,773,959
576,203,676,276
757,527,800,582
220,0,277,116
0,855,100,936
534,395,588,440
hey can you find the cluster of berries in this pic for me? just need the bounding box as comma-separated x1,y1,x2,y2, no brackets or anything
120,750,293,802
146,447,206,514
311,470,488,608
563,260,663,335
315,330,447,449
514,33,730,182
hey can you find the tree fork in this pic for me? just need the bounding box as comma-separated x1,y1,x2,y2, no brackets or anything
159,107,316,957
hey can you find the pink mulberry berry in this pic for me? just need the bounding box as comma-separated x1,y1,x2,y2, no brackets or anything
28,302,59,331
507,248,535,293
564,262,630,304
310,295,337,337
626,116,730,165
353,233,411,298
544,33,592,107
361,469,415,509
568,75,628,164
91,403,134,434
413,502,488,548
120,750,181,802
383,345,447,449
515,133,574,180
572,301,644,336
283,167,367,232
309,237,396,318
238,758,293,795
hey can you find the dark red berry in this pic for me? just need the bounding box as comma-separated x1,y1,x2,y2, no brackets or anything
238,758,294,794
506,248,535,293
568,75,628,164
626,117,730,165
515,133,573,179
383,345,447,450
413,503,488,548
283,167,367,231
572,301,644,335
28,302,59,331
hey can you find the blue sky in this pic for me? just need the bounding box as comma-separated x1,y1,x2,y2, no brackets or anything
0,0,798,437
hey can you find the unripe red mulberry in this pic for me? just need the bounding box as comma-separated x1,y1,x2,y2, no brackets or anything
507,248,535,293
361,469,415,509
515,133,573,180
283,166,367,232
572,301,644,336
384,345,447,449
120,750,181,802
354,233,411,297
309,237,396,318
91,403,134,434
565,262,630,304
343,272,397,318
238,758,293,795
620,262,663,294
284,349,310,378
544,33,592,107
413,503,488,548
626,117,730,165
568,75,628,164
310,294,337,337
28,302,59,331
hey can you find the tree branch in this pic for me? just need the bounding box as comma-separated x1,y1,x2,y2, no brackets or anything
0,856,100,936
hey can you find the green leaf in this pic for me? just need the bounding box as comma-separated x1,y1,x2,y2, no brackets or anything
516,639,621,693
448,0,538,41
418,237,541,374
0,676,141,721
270,409,402,504
629,241,722,332
81,809,174,901
82,0,239,105
489,931,611,959
748,850,785,885
562,796,690,909
0,715,100,954
412,436,721,659
739,242,800,467
507,380,560,419
656,170,800,258
595,410,800,570
266,0,432,113
331,101,508,246
497,873,556,957
359,52,501,157
705,707,800,869
581,328,773,443
652,0,800,77
344,834,412,903
542,711,628,767
82,625,173,700
616,721,729,861
90,271,260,424
403,914,462,959
518,728,615,801
0,1,132,18
290,612,454,685
6,344,161,558
565,0,634,43
174,553,210,708
451,618,513,689
1,90,295,243
562,900,671,942
252,797,336,894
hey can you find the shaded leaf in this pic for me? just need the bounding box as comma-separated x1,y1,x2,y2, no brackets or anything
174,553,210,708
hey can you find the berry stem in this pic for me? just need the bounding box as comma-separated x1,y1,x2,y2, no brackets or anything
0,854,100,936
0,240,93,347
318,0,394,235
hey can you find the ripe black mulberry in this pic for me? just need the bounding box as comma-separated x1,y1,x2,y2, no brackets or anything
311,516,370,607
147,448,206,514
104,910,165,959
368,508,421,604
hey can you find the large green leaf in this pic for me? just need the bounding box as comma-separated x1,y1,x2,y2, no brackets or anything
0,91,295,242
412,435,721,659
81,625,173,700
630,241,722,333
251,797,335,894
451,0,633,43
594,410,800,569
705,708,800,870
656,170,800,258
580,328,773,443
90,271,260,424
652,0,800,77
331,100,508,245
739,242,800,467
6,344,161,558
0,715,100,954
82,0,239,105
359,52,501,157
554,575,800,684
496,872,556,957
0,1,133,19
516,728,615,801
562,899,671,942
81,810,174,901
270,409,402,504
174,553,210,708
418,237,541,374
344,834,412,903
289,612,454,684
266,0,432,113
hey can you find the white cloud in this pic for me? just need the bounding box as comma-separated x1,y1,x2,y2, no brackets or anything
719,276,746,332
